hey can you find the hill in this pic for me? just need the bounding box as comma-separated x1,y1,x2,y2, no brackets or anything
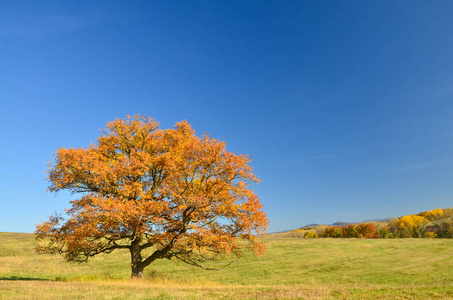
300,219,387,229
290,208,453,239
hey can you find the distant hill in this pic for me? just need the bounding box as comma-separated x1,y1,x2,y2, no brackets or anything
300,223,321,228
299,219,386,229
270,219,387,234
332,222,350,226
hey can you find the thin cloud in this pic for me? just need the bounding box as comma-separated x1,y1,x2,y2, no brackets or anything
434,82,453,96
0,14,88,40
0,171,36,182
307,155,340,160
335,211,370,216
0,186,48,199
394,158,453,172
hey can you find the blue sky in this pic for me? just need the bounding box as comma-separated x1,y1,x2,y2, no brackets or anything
1,1,453,233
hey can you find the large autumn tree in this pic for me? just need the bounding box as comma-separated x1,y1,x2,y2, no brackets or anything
36,115,268,278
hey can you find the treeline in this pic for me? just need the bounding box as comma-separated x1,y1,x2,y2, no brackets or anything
290,208,453,239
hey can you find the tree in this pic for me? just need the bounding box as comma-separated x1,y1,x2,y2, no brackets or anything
377,224,390,238
321,226,344,238
418,209,444,221
394,215,428,238
303,231,318,238
320,226,334,238
344,224,359,238
36,115,268,278
356,223,377,238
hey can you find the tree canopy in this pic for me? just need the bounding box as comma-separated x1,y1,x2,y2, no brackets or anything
36,115,268,278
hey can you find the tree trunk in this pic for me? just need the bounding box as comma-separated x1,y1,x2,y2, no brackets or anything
130,239,144,278
131,264,144,278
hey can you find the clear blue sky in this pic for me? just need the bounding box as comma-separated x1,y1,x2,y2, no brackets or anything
1,1,453,233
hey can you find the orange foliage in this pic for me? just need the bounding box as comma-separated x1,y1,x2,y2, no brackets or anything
418,208,444,221
356,223,378,238
36,115,268,278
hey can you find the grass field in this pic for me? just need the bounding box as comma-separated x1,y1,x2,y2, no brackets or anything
1,232,453,299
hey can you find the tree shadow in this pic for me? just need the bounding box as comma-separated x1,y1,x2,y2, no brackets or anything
0,276,52,281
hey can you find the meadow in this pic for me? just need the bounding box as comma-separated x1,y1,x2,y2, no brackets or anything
1,232,453,299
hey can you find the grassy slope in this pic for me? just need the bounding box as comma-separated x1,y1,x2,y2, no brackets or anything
1,232,453,299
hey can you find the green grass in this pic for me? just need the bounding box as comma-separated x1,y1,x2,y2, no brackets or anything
1,232,453,299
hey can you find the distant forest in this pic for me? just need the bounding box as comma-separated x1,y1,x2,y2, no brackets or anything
291,208,453,239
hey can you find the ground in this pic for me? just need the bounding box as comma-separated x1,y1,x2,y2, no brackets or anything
1,232,453,299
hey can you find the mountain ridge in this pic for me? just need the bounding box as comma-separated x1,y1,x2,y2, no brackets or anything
269,219,387,234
